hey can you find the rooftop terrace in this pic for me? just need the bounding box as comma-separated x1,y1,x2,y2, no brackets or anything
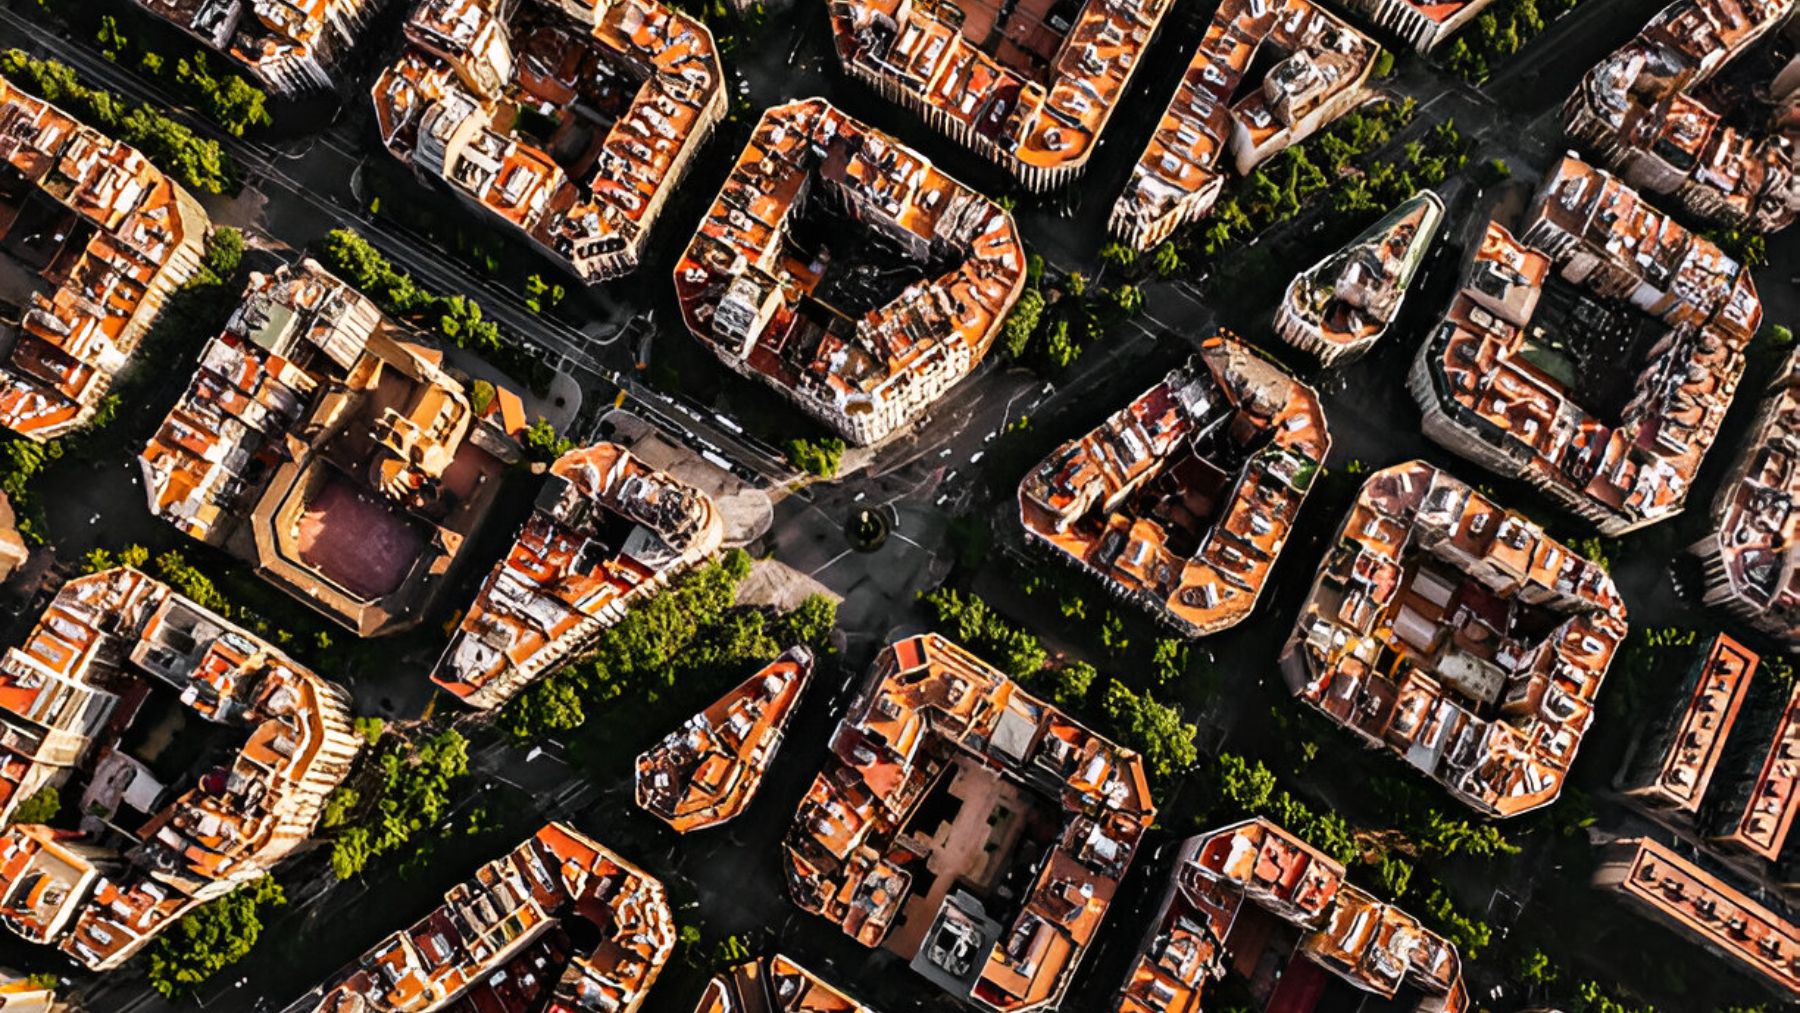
285,822,673,1013
1279,461,1628,818
0,79,209,442
432,441,723,710
1565,0,1800,233
1408,156,1758,536
1114,817,1468,1013
140,259,526,638
782,633,1153,1013
673,98,1025,447
0,567,361,971
1018,332,1329,638
826,0,1175,189
372,0,726,282
636,646,814,832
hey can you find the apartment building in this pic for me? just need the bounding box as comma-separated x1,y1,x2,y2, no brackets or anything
1620,634,1759,817
1279,461,1628,818
1408,156,1757,536
1594,837,1799,998
1695,347,1800,644
372,0,726,282
1109,0,1376,251
282,822,673,1013
432,441,723,710
0,567,361,970
1274,190,1443,366
1114,817,1468,1013
1337,0,1502,52
1565,0,1800,232
636,646,814,832
140,259,527,637
827,0,1175,190
0,80,210,442
132,0,380,94
1018,332,1330,638
783,633,1154,1012
674,98,1025,446
696,954,880,1013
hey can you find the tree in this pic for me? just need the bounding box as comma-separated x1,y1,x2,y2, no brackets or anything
1100,680,1197,781
1052,660,1096,708
469,379,496,415
95,16,127,60
1372,48,1395,77
1099,241,1137,268
1151,638,1186,685
524,418,574,463
1515,948,1559,987
9,785,58,824
1151,241,1181,277
785,436,846,478
1109,283,1145,317
146,876,285,997
778,593,837,648
322,787,358,829
1001,287,1046,359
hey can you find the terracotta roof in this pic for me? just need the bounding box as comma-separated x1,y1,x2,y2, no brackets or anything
1279,461,1628,818
1018,332,1330,637
782,633,1153,1013
695,954,880,1013
0,568,361,971
636,647,814,832
1108,0,1375,251
673,98,1025,446
1595,836,1800,997
0,79,208,442
433,441,723,710
1412,156,1756,536
1114,817,1468,1013
1622,634,1758,815
1565,0,1799,232
826,0,1175,188
289,822,674,1013
372,0,726,281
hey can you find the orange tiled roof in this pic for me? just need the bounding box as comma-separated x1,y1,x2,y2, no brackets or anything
1565,0,1799,233
636,646,814,832
695,954,880,1013
1108,0,1375,251
1018,332,1329,638
782,633,1153,1013
1279,461,1628,818
673,98,1025,447
1595,836,1800,997
1622,634,1758,815
0,79,208,442
291,822,674,1013
1275,190,1444,365
433,441,723,710
372,0,725,282
1696,346,1800,642
827,0,1175,188
0,567,360,971
1412,156,1757,536
1113,817,1467,1013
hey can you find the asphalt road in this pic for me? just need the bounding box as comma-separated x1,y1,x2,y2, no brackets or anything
0,0,1748,1008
